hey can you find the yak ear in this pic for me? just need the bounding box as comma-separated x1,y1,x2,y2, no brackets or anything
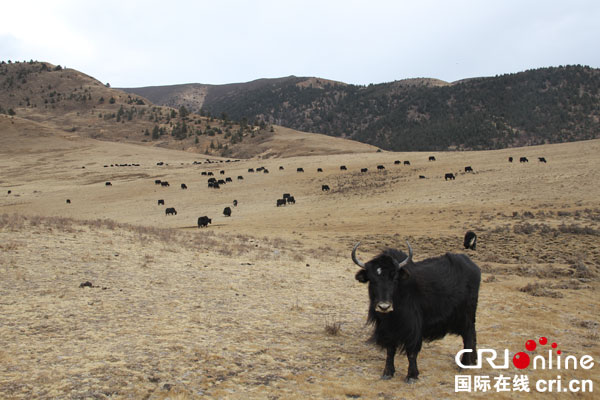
355,269,369,283
398,267,410,280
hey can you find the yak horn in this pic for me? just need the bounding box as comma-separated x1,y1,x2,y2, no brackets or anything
393,241,413,269
352,242,366,269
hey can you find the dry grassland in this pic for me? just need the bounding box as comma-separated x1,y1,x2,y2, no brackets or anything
1,115,599,399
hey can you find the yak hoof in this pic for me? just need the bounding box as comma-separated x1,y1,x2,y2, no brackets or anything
381,374,393,380
405,376,419,384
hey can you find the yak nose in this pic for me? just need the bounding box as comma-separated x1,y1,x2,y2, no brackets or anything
376,302,393,313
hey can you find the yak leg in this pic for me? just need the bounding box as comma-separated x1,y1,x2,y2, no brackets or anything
405,352,419,383
382,345,397,380
461,319,478,365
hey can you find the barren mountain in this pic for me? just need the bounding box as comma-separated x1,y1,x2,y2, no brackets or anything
0,61,375,158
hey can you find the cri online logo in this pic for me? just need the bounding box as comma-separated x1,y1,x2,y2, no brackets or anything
456,337,595,370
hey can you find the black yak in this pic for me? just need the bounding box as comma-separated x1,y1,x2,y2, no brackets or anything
198,216,211,227
464,231,477,250
165,207,177,216
352,241,480,382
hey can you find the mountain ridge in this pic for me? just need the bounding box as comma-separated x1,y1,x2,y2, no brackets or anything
0,60,376,159
121,66,600,151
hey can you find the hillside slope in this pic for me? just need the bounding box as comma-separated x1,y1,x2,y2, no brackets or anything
123,66,600,151
0,61,376,158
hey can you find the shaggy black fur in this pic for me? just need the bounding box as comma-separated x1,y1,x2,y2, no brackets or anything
355,247,480,381
464,231,477,250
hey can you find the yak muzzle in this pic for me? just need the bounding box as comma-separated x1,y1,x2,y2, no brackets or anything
375,302,394,313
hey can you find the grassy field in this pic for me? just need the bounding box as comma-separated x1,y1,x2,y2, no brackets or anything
1,114,599,399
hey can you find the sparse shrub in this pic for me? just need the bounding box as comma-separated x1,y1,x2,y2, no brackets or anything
522,211,535,219
558,223,598,236
325,319,342,336
513,222,536,234
570,261,596,279
519,282,563,298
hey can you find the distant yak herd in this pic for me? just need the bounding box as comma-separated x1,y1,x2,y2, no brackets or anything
88,153,550,232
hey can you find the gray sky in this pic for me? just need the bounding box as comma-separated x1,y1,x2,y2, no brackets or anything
2,0,599,87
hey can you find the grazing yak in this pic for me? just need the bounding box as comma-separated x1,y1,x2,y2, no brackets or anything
155,179,162,185
340,165,347,170
352,241,480,382
286,196,296,204
66,199,71,204
464,166,473,173
237,176,244,180
276,199,287,207
233,200,238,207
377,165,385,170
361,168,368,173
181,183,188,189
105,182,112,186
538,157,547,163
297,168,304,173
322,185,330,191
165,207,177,216
279,166,285,170
198,216,212,227
445,173,455,180
317,168,323,172
429,156,436,161
161,181,170,187
508,157,513,162
520,157,529,163
464,231,477,250
158,199,165,205
404,161,410,166
394,160,401,165
223,207,232,217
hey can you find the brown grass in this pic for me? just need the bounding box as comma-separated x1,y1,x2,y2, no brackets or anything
1,127,600,399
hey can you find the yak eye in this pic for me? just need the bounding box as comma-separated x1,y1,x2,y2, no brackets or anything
376,267,382,276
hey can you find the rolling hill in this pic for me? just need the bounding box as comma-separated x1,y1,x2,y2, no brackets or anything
0,61,376,158
123,66,600,151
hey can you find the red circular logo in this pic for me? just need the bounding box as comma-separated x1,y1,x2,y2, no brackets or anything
513,352,531,369
525,340,537,351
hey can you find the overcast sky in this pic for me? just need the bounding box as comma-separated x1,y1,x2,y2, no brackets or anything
2,0,599,87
